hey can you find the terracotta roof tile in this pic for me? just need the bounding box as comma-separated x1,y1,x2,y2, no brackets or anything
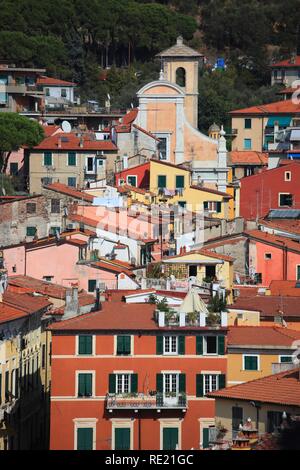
44,182,94,202
269,280,300,297
245,229,300,253
230,99,300,115
190,185,232,199
230,151,268,166
228,326,300,347
3,291,52,313
164,248,234,263
0,303,28,324
229,295,300,317
259,218,300,236
208,368,300,406
33,132,117,151
271,57,300,68
37,75,76,86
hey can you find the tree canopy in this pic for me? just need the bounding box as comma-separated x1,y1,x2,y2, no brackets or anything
0,113,44,173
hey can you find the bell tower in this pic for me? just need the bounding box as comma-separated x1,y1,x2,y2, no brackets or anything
156,36,203,129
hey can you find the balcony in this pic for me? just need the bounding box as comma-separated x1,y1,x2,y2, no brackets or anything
106,392,187,411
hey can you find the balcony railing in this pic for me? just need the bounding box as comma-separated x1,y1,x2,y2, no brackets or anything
106,392,187,410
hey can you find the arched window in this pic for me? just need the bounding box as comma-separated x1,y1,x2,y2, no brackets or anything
176,67,186,87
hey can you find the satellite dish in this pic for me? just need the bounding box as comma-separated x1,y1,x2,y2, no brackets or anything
62,120,72,133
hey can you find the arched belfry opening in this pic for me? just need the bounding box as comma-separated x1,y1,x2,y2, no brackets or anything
176,67,186,87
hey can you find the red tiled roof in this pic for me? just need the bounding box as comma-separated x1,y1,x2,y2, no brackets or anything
208,368,300,407
164,248,234,263
230,151,268,166
150,158,191,172
269,280,300,297
3,291,52,313
44,182,94,202
245,229,300,253
259,218,300,236
91,260,135,277
229,295,300,317
65,238,88,247
8,275,67,299
271,56,300,68
230,99,300,115
228,326,300,347
190,185,232,199
43,125,62,137
37,75,76,86
132,124,160,141
68,214,99,228
48,301,226,332
33,132,118,151
117,184,155,196
121,108,138,125
0,303,28,324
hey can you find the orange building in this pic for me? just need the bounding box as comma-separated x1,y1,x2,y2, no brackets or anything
49,302,228,450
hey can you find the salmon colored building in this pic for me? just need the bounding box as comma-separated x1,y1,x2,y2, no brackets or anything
49,302,227,450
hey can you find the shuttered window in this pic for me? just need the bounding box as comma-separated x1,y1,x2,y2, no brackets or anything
68,152,76,166
77,428,93,450
78,335,93,355
116,335,131,355
163,428,178,450
115,428,130,450
196,336,203,355
156,336,163,355
217,336,225,355
244,355,258,371
43,152,52,166
157,175,167,189
202,428,210,449
78,373,93,397
26,226,37,237
108,373,137,394
175,175,184,189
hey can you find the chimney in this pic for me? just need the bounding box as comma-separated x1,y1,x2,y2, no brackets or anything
63,286,80,319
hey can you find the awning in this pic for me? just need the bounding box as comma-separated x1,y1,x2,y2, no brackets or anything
266,116,292,127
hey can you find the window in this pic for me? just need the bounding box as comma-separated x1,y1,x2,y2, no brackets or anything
163,336,178,355
285,171,291,181
176,67,186,87
45,88,50,96
61,88,67,98
116,374,130,394
265,253,272,260
244,167,255,177
43,276,53,282
158,138,167,160
178,201,186,209
26,203,36,214
243,355,259,371
244,118,252,129
51,198,60,214
88,279,97,293
163,373,178,395
68,152,76,166
279,355,293,363
204,201,222,213
68,177,76,187
115,428,131,450
279,193,293,207
232,407,243,438
10,163,18,175
126,175,137,187
204,336,217,355
163,428,179,450
157,175,167,189
86,157,94,172
116,335,131,355
175,175,185,189
26,226,36,237
41,177,52,186
244,139,252,150
78,335,93,355
77,373,93,397
204,374,218,395
43,151,52,166
297,265,300,281
77,428,93,450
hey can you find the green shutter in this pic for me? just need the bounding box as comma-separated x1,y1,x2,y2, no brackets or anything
116,336,124,354
216,202,222,213
245,356,258,371
77,428,93,450
178,336,185,355
88,280,96,293
68,152,76,166
26,226,36,237
44,152,52,166
176,175,184,189
204,201,208,210
217,336,225,355
196,374,204,397
109,374,116,393
131,374,138,393
218,374,226,389
158,175,166,189
179,374,186,393
124,336,131,355
196,336,203,355
203,428,210,449
115,428,130,450
156,373,163,393
78,373,85,396
79,335,92,355
163,428,178,450
156,336,163,355
85,374,92,396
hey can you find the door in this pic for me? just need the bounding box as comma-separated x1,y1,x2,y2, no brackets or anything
205,265,216,280
115,428,131,450
232,406,243,438
163,428,178,450
77,428,93,450
189,265,197,277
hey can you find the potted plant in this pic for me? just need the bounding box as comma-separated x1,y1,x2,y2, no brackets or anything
215,421,228,440
187,311,198,325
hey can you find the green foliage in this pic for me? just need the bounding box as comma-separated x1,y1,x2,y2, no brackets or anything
0,113,44,172
207,293,227,314
156,297,170,312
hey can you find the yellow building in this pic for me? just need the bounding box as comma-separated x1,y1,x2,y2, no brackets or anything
162,248,234,302
226,326,300,387
208,367,300,443
149,159,233,219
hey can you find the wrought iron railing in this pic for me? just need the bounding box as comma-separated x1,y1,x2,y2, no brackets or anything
106,392,187,410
